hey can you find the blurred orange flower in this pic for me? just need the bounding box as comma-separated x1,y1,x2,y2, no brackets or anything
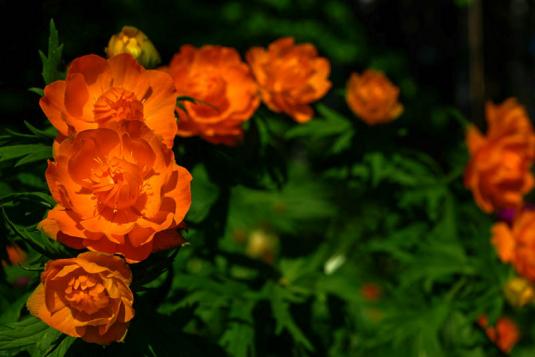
361,282,382,301
40,53,177,148
39,121,191,263
492,211,535,281
465,99,535,213
478,315,519,353
346,70,403,125
27,252,134,345
246,37,331,123
166,45,260,145
4,245,26,266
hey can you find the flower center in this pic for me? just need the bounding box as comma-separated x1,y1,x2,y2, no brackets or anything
94,87,144,123
89,157,143,210
64,274,110,315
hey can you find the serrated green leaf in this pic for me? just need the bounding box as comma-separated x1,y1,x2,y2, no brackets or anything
219,300,255,357
39,19,64,84
264,282,313,351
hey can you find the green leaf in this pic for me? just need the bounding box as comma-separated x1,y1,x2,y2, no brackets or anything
0,293,30,324
286,104,352,140
28,87,44,96
0,144,51,166
45,336,75,357
187,164,220,224
1,208,72,259
0,316,51,355
219,300,255,357
38,19,64,84
24,121,57,139
263,282,314,352
0,191,54,208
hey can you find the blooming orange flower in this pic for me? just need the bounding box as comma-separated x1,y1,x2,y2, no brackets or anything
106,26,161,68
40,53,177,148
346,70,403,125
465,99,535,213
39,121,192,263
492,211,535,281
27,252,134,345
246,37,331,123
166,45,260,145
478,315,519,353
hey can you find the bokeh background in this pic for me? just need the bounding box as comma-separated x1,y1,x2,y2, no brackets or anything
2,0,535,130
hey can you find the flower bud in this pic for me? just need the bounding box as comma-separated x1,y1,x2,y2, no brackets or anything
504,277,535,307
106,26,161,68
246,230,279,263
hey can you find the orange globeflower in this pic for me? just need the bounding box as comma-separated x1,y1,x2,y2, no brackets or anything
465,99,535,213
246,37,331,123
27,252,134,345
346,70,403,125
167,45,260,145
39,121,192,263
492,211,535,281
478,315,519,353
40,53,177,148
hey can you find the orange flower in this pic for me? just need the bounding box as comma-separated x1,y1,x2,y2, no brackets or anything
246,37,331,123
5,245,26,266
166,45,260,145
27,252,134,345
465,99,535,213
40,53,177,148
39,121,192,263
345,70,403,125
492,211,535,281
478,315,519,353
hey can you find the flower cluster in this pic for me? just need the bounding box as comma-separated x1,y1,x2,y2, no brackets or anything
27,29,336,346
464,98,535,352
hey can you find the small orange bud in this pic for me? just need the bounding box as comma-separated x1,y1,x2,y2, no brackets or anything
5,245,26,266
106,26,161,68
361,283,381,301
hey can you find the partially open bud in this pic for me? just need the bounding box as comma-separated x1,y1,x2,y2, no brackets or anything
504,277,535,307
246,230,279,264
2,244,27,267
106,26,161,68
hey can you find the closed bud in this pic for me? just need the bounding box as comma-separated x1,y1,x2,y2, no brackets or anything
106,26,161,68
246,230,279,264
504,277,535,307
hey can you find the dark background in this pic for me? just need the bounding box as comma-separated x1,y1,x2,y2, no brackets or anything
0,0,534,129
